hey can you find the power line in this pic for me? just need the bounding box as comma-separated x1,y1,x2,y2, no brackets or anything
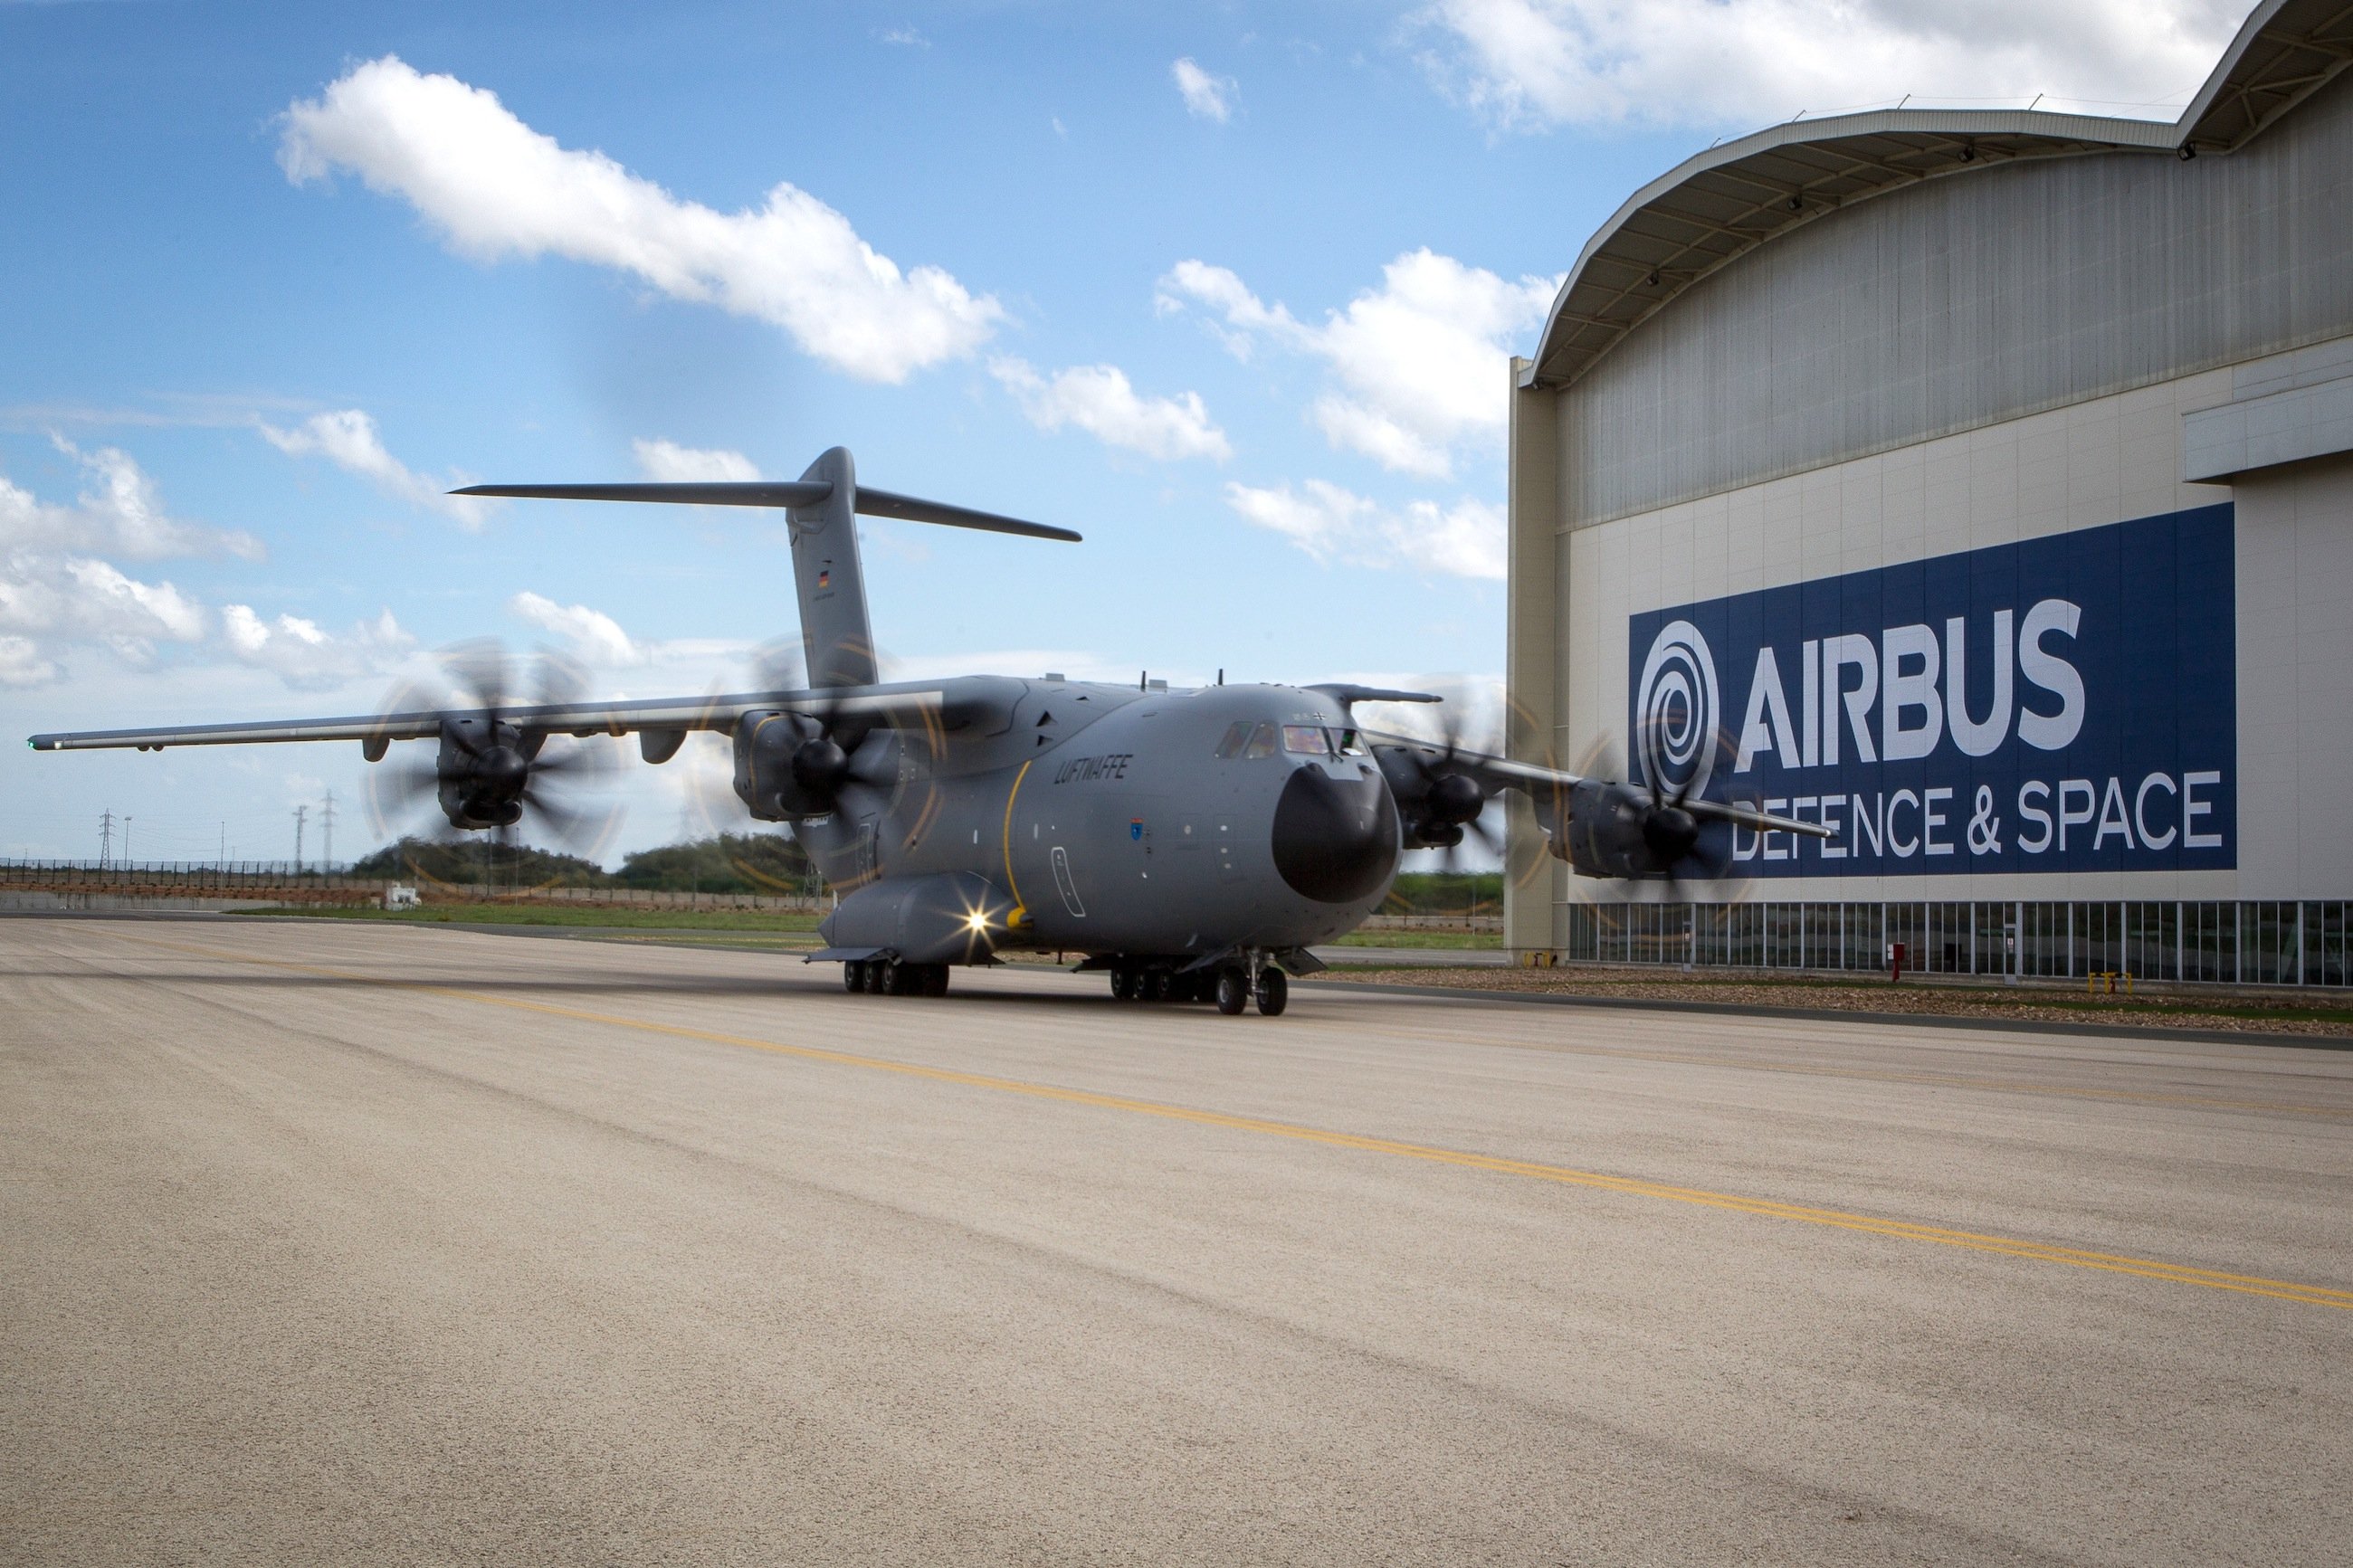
320,789,337,870
292,804,307,872
97,810,114,867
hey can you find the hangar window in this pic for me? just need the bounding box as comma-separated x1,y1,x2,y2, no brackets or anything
1243,723,1281,759
1214,721,1253,759
1281,725,1330,755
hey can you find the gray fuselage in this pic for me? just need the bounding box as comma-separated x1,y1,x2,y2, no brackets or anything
791,679,1402,958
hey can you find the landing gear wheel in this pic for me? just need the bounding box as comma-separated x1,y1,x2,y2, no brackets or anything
844,960,866,993
921,964,950,998
1253,966,1288,1017
1214,967,1249,1015
1144,969,1171,1003
864,959,890,994
1110,966,1138,1001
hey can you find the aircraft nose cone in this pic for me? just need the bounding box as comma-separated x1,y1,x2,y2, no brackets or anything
1271,765,1398,904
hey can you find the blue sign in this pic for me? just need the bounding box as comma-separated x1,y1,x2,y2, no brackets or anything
1626,504,2236,877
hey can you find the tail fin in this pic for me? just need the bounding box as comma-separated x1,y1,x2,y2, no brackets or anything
454,447,1079,690
789,447,876,688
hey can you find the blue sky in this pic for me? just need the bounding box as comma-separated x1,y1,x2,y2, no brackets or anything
0,0,2248,864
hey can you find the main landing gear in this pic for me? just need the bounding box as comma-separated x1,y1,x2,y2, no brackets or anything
1112,960,1287,1016
843,958,950,997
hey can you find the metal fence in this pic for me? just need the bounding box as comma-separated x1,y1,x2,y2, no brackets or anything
1556,900,2353,986
0,860,824,912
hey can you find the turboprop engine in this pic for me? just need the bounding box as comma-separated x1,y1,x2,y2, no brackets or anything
433,715,537,831
733,706,900,821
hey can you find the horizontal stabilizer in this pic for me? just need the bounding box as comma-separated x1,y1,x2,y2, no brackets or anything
1309,684,1442,708
455,480,832,508
452,480,1081,542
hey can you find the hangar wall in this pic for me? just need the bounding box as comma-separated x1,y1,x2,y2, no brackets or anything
1558,67,2353,532
1505,52,2353,983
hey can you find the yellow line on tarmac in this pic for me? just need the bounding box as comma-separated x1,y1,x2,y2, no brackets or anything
1326,1018,2353,1121
117,931,2353,1314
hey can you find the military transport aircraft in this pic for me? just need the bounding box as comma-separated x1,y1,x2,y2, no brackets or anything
28,447,1829,1015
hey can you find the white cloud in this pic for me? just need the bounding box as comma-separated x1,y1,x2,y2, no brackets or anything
989,357,1232,462
257,409,491,527
1419,0,2248,131
0,634,53,688
632,438,760,482
1159,251,1556,478
1,448,216,671
279,56,1004,383
1173,58,1238,121
1,438,262,561
1225,480,1505,580
222,605,414,691
881,25,929,47
0,551,207,673
0,449,405,689
510,591,648,666
1224,478,1376,562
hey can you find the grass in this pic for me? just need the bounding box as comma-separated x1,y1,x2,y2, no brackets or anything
1332,929,1505,950
248,901,824,933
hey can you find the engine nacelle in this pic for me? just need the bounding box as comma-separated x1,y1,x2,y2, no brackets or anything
1374,747,1488,849
436,716,534,831
732,709,832,821
1556,778,1700,880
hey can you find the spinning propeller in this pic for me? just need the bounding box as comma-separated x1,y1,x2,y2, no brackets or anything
729,642,942,837
364,641,624,857
1558,725,1755,889
1376,706,1507,872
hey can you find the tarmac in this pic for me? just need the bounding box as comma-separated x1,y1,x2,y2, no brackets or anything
5,914,2349,1566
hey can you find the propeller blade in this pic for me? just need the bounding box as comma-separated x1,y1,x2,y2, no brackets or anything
519,783,618,859
444,639,512,716
363,751,443,841
748,637,806,696
532,648,588,711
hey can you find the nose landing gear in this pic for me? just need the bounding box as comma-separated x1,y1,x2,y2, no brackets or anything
1253,965,1287,1016
1109,956,1288,1015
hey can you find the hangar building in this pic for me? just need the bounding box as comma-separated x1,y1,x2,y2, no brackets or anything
1502,0,2353,985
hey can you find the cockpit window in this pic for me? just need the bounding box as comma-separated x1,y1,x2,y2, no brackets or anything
1243,722,1280,759
1330,727,1366,755
1214,720,1253,759
1281,724,1330,756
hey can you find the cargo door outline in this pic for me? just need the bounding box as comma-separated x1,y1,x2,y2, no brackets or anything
1050,844,1087,917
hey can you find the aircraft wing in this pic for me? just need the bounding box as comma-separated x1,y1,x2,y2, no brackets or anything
1361,729,1834,840
27,682,972,755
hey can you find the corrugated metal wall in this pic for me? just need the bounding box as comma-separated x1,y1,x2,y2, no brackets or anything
1557,72,2353,529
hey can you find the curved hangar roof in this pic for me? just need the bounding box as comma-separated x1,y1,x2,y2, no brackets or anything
1522,0,2353,390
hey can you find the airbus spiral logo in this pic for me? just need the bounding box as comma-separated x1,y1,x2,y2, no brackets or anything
1634,619,1719,800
